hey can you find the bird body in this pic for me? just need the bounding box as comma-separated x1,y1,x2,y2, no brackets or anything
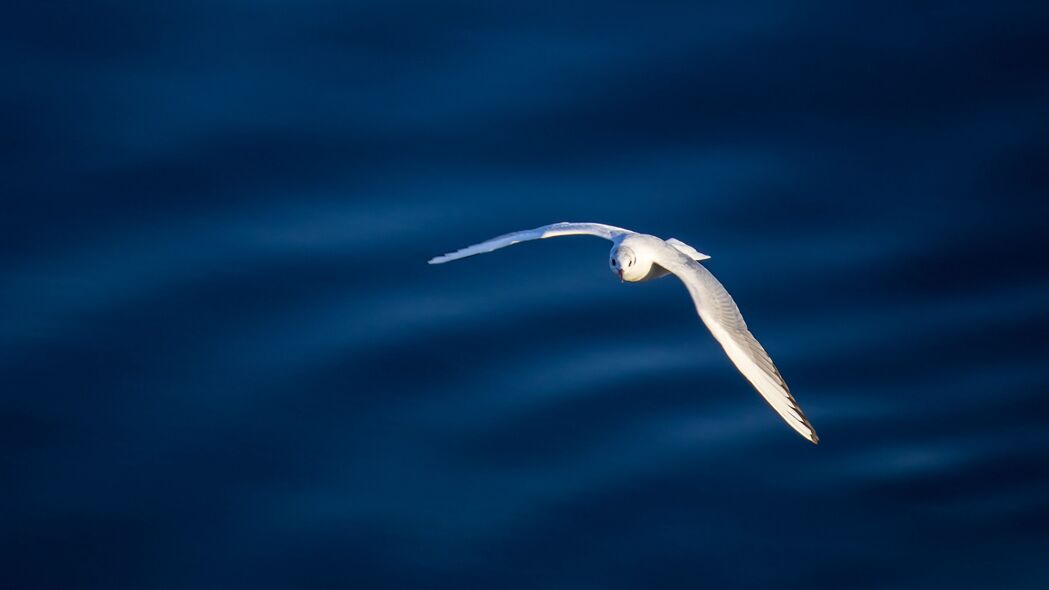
429,222,819,444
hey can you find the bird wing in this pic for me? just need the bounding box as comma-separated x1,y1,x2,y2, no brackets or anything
428,222,634,264
655,247,819,443
666,238,711,261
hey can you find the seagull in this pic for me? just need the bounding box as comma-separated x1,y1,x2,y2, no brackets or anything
429,222,818,444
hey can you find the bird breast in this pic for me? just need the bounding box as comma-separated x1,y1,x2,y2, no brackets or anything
633,262,673,282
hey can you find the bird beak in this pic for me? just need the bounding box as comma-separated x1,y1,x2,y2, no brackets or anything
617,269,624,281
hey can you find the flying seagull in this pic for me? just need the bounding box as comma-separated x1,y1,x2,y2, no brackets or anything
429,222,818,444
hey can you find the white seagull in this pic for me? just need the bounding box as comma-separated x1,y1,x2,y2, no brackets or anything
429,222,818,444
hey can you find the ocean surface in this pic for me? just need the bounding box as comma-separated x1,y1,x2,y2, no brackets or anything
4,2,1049,588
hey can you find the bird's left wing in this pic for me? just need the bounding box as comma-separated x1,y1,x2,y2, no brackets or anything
429,222,634,264
655,246,819,444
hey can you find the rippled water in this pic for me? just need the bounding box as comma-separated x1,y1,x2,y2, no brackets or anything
5,2,1049,588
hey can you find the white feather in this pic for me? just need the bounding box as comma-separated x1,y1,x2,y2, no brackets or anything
428,222,632,264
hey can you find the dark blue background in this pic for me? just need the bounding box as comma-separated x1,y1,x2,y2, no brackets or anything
4,2,1049,588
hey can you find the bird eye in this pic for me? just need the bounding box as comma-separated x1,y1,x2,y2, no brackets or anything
629,260,634,266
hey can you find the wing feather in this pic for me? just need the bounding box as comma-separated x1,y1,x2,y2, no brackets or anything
656,247,819,443
428,222,633,264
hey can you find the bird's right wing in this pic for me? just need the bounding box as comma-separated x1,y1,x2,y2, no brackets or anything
429,222,634,264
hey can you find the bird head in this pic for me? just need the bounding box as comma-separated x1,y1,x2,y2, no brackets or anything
609,245,650,282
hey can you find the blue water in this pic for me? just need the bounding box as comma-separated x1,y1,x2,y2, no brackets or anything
4,2,1049,588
